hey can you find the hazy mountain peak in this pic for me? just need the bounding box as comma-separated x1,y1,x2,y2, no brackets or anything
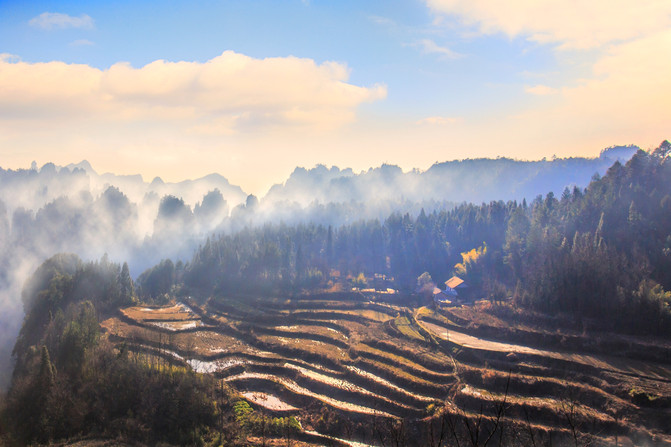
373,163,403,175
599,145,639,161
200,173,231,184
65,160,96,175
40,162,57,175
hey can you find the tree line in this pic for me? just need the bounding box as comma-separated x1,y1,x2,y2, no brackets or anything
140,142,671,336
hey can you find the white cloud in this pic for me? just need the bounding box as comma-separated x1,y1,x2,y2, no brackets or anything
29,12,94,30
509,29,671,151
422,0,671,155
0,51,386,133
414,39,463,59
560,30,671,130
70,39,95,47
519,70,559,79
369,15,397,27
524,85,558,96
416,116,461,125
425,0,671,49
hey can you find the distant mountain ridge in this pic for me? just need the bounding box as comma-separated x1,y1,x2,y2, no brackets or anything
62,160,248,209
262,145,640,207
26,144,640,210
0,145,641,226
0,142,651,391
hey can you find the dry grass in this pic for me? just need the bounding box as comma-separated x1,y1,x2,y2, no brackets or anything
256,335,348,362
392,315,425,342
292,308,394,322
354,343,453,378
122,304,196,321
354,357,449,392
102,317,265,357
269,324,349,343
105,295,671,443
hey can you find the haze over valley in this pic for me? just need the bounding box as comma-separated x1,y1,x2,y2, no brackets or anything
1,1,670,445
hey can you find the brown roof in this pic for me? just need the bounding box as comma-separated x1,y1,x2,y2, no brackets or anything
445,276,466,289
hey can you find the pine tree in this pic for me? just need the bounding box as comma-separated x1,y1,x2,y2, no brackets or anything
38,345,55,392
119,262,135,304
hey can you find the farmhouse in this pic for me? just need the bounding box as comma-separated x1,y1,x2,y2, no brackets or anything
445,276,468,296
433,287,455,305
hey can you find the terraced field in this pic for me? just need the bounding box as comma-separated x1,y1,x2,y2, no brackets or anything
101,295,671,446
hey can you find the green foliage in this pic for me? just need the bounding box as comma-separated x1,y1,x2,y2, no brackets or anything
14,254,137,363
58,301,99,374
233,400,253,425
177,142,671,336
38,345,55,392
119,262,136,304
508,144,671,334
5,307,222,445
620,280,671,336
21,253,81,314
233,399,300,439
137,258,175,300
5,257,229,446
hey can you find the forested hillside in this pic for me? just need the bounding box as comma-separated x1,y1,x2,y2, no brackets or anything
171,143,671,335
0,147,636,389
2,143,670,446
1,255,234,445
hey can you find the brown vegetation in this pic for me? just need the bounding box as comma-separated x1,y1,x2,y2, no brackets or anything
94,293,671,446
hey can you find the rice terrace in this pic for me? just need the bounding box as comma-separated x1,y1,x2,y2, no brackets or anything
100,290,671,446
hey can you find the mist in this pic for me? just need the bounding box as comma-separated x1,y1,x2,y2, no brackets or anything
0,162,247,387
0,145,637,387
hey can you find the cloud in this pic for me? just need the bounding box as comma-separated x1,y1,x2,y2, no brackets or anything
413,39,463,59
519,70,559,79
524,85,558,96
29,12,94,30
425,0,671,49
416,116,461,125
510,29,671,150
0,51,387,132
422,1,670,156
561,30,671,131
70,39,95,47
369,15,396,27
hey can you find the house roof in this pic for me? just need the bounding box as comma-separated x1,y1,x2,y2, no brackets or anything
443,287,458,296
433,290,452,304
434,287,457,301
445,276,466,289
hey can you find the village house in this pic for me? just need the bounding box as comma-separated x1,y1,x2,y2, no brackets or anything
432,286,455,306
445,276,467,296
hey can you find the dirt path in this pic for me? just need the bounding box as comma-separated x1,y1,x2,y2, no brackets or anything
420,320,671,381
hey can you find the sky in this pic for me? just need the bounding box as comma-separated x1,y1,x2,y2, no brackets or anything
0,0,670,195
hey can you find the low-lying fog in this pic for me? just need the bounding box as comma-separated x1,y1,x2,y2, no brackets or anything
0,145,637,387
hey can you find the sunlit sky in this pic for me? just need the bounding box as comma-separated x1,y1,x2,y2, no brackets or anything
1,0,670,194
